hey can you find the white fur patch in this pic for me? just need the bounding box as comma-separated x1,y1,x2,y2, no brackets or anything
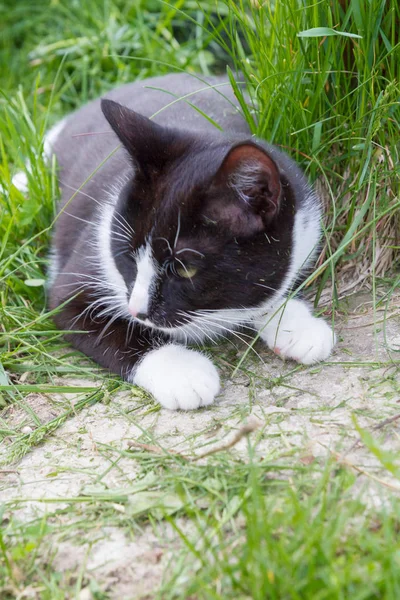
131,344,220,410
267,192,321,308
97,201,129,314
47,250,60,288
287,193,321,286
254,298,336,364
43,118,68,159
128,244,156,317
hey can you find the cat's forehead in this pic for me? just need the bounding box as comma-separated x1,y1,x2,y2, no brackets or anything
151,221,220,262
141,201,219,266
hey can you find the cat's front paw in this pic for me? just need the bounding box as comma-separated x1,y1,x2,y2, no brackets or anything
258,299,336,365
270,316,335,365
132,344,220,410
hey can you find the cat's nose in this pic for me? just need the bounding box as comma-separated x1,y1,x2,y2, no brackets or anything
135,312,148,321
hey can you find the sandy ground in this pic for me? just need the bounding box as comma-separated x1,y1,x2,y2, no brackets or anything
1,291,400,598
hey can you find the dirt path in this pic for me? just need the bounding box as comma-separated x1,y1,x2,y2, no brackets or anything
1,292,399,598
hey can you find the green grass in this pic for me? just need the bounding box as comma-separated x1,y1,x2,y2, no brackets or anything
1,0,400,598
161,462,400,600
2,440,400,599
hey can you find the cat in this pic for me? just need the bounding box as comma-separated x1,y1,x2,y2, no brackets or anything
29,73,336,409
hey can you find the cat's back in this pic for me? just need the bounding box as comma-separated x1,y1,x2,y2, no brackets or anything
96,73,249,132
52,73,250,186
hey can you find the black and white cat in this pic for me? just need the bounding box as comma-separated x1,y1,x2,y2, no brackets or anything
18,73,336,409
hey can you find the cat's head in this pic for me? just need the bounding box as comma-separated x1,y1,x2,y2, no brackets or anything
100,99,309,339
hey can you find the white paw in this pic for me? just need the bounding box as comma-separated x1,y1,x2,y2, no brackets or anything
132,344,220,410
256,299,336,365
12,171,29,193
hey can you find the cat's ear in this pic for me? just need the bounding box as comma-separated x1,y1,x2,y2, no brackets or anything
204,143,282,236
101,99,183,175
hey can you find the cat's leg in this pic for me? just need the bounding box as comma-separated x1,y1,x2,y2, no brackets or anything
252,298,336,365
51,278,219,410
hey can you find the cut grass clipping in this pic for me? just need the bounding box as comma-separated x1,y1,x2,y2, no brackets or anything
0,0,399,599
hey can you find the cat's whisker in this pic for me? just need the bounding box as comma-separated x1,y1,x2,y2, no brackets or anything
191,316,245,348
175,311,208,344
194,313,254,327
75,297,110,319
55,267,129,328
60,181,102,206
191,316,264,362
84,256,106,267
112,213,135,237
176,309,190,323
188,311,255,333
96,309,127,344
193,315,256,340
67,289,128,330
253,282,280,292
181,326,189,346
182,323,206,346
63,286,123,303
173,208,181,250
110,224,131,237
155,237,173,255
112,248,130,258
54,282,114,298
96,297,127,314
109,235,130,247
196,325,234,348
55,281,96,290
109,235,130,248
175,248,205,258
63,211,95,226
196,307,254,314
176,310,225,345
60,272,127,292
84,244,102,254
113,211,135,235
189,309,260,329
184,319,217,345
110,231,130,244
109,227,132,241
69,304,94,328
175,319,193,346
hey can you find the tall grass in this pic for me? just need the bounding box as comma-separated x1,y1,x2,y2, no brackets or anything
206,0,400,302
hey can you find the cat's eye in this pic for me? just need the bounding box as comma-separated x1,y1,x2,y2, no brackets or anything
176,265,198,279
